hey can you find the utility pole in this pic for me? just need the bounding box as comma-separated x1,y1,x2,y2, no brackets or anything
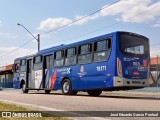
37,34,40,51
17,23,40,51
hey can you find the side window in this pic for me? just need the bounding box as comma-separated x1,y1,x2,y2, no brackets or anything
33,56,43,70
94,38,112,62
65,47,77,66
54,50,64,67
78,43,92,64
14,63,19,73
44,55,52,69
20,59,26,72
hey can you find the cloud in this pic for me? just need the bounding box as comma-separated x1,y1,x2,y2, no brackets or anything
38,14,100,30
0,47,36,65
152,20,160,27
37,0,160,30
38,18,72,30
0,32,19,39
152,23,160,27
100,0,160,23
75,14,100,25
150,48,160,57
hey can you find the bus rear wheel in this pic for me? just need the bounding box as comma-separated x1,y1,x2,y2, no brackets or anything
22,84,29,93
87,90,102,96
45,90,51,94
62,79,77,95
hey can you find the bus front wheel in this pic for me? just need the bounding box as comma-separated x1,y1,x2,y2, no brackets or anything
22,84,29,93
62,79,77,95
87,90,102,96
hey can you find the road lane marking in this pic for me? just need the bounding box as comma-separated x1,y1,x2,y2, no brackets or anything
0,99,63,111
0,99,109,120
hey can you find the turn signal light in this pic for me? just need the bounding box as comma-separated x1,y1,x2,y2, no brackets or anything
117,58,122,77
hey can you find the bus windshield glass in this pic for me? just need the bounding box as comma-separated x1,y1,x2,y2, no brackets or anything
120,33,149,57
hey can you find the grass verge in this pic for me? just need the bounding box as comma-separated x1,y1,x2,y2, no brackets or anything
0,102,70,120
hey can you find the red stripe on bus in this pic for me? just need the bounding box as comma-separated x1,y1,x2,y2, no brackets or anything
51,70,57,89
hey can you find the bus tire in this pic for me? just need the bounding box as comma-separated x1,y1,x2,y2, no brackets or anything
45,90,51,94
62,79,77,95
22,84,29,93
87,90,102,96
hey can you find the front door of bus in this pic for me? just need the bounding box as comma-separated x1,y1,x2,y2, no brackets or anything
26,59,32,88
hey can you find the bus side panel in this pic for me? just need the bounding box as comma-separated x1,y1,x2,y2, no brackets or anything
52,61,111,90
51,33,117,91
105,33,117,88
51,67,80,90
13,73,20,89
76,63,108,90
74,34,117,90
67,66,81,90
19,72,26,86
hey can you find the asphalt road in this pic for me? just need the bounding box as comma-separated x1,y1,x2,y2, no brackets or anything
0,88,160,120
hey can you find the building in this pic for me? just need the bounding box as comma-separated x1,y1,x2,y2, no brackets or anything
151,57,160,64
150,57,160,87
0,64,13,88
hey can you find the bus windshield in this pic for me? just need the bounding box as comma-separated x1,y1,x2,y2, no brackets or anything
120,33,149,57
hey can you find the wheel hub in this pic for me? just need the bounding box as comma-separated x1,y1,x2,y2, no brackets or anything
63,82,69,93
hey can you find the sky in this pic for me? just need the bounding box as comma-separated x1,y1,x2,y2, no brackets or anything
0,0,160,66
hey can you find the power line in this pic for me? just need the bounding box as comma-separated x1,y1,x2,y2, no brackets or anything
1,0,160,58
0,0,121,58
42,3,160,46
151,43,160,47
41,0,121,35
0,38,35,58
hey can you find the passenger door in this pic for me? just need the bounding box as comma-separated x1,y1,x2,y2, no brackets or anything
27,59,32,88
32,56,43,89
44,55,52,88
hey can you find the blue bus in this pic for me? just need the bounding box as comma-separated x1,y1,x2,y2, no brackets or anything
12,31,150,96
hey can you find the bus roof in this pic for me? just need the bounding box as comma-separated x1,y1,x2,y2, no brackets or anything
14,31,148,61
37,31,117,55
14,54,35,62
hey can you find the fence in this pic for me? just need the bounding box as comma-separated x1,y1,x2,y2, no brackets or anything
0,79,13,88
150,65,160,87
